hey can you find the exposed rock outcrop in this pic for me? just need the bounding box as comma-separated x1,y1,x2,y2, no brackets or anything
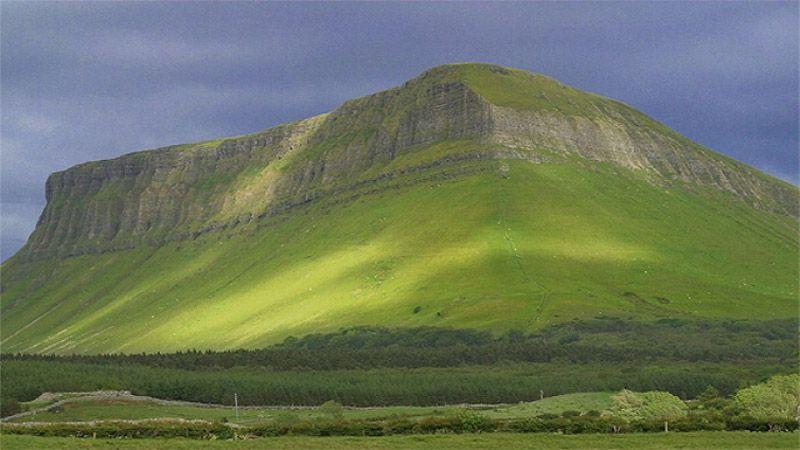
15,63,798,261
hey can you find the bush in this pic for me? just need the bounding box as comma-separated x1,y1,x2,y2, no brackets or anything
605,389,688,423
246,422,289,437
3,412,796,440
668,415,725,432
383,418,417,435
726,416,800,432
336,420,385,436
411,416,462,434
0,420,234,439
318,400,344,419
459,412,493,433
500,418,547,433
734,374,799,421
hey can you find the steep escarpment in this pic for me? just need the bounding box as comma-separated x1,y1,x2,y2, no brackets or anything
16,63,797,261
18,67,496,260
488,102,795,216
456,64,796,216
25,115,322,259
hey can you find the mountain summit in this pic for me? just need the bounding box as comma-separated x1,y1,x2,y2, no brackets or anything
2,63,797,353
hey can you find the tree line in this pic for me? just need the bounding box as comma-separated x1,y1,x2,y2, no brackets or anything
2,359,793,414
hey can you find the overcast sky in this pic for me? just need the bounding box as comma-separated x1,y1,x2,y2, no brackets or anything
1,2,797,261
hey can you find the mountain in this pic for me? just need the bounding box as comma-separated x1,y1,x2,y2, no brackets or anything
2,63,797,354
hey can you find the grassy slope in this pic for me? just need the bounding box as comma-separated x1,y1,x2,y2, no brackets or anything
482,392,614,419
2,156,796,353
2,432,797,450
10,400,451,424
10,392,614,424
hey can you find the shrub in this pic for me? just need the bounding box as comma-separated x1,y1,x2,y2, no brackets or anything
318,400,344,419
459,412,493,433
246,422,289,437
4,413,796,440
500,418,547,433
726,416,800,432
336,420,385,436
605,389,688,423
383,418,416,435
411,416,461,434
668,415,725,432
0,420,234,439
734,374,799,421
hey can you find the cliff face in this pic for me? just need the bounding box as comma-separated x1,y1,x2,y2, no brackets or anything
16,63,798,261
26,116,326,259
488,105,796,214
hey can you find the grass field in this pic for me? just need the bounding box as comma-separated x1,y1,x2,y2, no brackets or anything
10,392,616,424
10,399,460,424
3,158,797,354
2,432,797,449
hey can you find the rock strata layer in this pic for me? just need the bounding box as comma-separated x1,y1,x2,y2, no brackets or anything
17,63,798,261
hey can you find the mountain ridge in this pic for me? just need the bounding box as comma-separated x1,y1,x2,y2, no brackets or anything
2,63,797,354
14,63,796,262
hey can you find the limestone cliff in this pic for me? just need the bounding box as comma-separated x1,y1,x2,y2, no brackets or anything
16,63,798,261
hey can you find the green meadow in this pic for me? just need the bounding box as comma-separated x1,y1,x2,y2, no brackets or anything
9,392,615,425
2,158,796,353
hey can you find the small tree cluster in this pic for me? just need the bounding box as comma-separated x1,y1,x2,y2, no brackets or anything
735,374,799,420
604,389,688,423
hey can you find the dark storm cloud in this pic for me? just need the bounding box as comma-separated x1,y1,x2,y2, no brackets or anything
1,1,797,260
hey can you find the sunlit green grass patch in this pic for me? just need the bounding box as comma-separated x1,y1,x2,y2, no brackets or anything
2,158,796,353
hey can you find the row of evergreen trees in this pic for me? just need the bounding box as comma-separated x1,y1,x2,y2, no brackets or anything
2,359,792,413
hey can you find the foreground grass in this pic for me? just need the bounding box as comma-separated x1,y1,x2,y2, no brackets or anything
2,432,797,449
